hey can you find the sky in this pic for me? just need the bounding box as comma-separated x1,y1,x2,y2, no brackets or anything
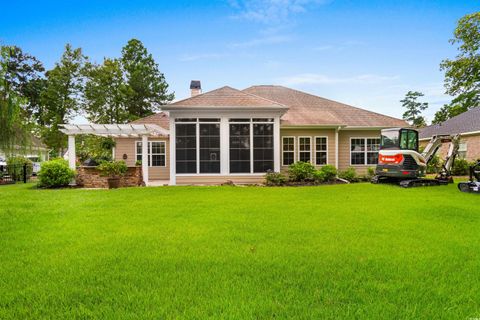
1,0,479,124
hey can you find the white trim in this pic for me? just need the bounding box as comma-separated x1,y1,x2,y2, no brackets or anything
59,123,169,137
249,122,254,174
220,117,229,175
273,116,281,172
420,130,480,141
314,136,328,166
298,136,312,164
349,137,381,166
176,173,265,177
169,118,176,185
68,135,76,170
141,135,149,186
281,136,296,166
335,127,340,169
135,140,167,167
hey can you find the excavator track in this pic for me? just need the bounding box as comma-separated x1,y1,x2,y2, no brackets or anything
399,179,449,188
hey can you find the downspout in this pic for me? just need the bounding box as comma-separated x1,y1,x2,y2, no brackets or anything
335,126,340,169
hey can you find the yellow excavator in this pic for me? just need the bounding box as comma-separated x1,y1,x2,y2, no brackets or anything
371,128,460,188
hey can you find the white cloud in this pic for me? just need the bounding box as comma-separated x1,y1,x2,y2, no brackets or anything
179,53,226,62
279,73,399,86
229,0,329,24
230,35,292,48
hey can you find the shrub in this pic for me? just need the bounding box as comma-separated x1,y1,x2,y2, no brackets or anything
265,170,287,186
6,156,33,181
313,170,326,183
426,154,442,174
452,158,471,176
320,165,337,182
38,159,76,188
287,161,316,182
338,167,358,182
97,160,128,178
367,167,375,179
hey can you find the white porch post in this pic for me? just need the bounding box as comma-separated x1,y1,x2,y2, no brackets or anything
68,135,76,170
335,127,340,169
274,116,281,172
220,116,229,175
142,135,149,186
169,117,176,185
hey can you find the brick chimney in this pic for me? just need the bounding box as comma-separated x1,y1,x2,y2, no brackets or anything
190,80,201,97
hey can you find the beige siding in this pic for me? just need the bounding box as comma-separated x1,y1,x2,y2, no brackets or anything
176,175,264,185
114,138,170,180
280,128,336,172
338,130,381,174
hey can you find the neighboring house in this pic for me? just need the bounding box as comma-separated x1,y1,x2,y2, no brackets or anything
0,135,49,162
109,82,407,185
419,107,480,161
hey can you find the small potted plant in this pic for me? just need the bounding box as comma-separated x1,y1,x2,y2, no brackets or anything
97,160,128,189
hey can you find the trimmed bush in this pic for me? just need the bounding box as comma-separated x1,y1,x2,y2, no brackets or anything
6,156,33,181
38,159,76,188
320,165,337,182
426,154,442,174
97,160,128,178
313,170,326,183
338,167,358,182
367,167,375,179
288,161,316,182
452,159,470,176
265,170,287,186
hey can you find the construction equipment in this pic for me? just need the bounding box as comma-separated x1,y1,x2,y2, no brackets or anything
458,160,480,193
371,128,460,188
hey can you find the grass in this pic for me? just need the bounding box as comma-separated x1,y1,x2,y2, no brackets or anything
0,182,479,319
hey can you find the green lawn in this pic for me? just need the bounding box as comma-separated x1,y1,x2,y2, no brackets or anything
0,182,479,319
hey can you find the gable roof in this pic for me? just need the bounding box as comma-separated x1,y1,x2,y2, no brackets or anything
165,86,288,109
419,107,480,139
243,85,407,127
131,111,170,130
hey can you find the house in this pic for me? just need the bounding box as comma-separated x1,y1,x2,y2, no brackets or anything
419,107,480,161
108,82,407,185
0,135,49,163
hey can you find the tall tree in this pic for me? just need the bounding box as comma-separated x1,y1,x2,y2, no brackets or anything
0,46,31,153
401,91,428,127
41,44,87,155
120,39,174,120
83,58,129,123
435,12,480,122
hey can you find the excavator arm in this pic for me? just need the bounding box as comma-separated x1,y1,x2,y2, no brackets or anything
421,134,460,181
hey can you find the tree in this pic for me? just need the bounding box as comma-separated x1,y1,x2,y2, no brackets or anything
436,12,480,121
83,58,129,123
400,91,428,127
41,44,87,155
0,46,30,153
120,39,174,120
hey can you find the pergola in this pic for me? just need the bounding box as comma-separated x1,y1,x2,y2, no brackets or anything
59,124,169,185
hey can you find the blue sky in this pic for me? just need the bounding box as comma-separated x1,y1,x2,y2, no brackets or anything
1,0,479,123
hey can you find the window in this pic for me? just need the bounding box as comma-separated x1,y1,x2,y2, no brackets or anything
136,141,166,167
458,142,467,159
175,122,197,173
200,123,220,173
298,137,311,162
175,118,221,174
229,118,274,173
315,137,327,165
350,138,380,165
282,137,295,166
253,123,274,172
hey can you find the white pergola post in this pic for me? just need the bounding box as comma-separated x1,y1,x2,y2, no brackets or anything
142,135,149,186
68,135,76,170
169,118,176,185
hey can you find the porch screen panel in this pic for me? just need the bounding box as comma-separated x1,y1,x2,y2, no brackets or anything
253,123,274,172
199,123,220,173
230,123,251,173
176,123,196,173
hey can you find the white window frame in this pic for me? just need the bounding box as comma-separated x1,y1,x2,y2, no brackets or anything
349,137,380,166
135,141,167,167
298,136,312,163
314,136,328,166
458,141,467,159
282,136,296,166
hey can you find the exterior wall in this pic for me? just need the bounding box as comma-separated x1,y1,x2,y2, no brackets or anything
114,138,170,181
338,129,381,174
420,134,480,162
76,166,142,188
176,175,264,185
279,128,336,172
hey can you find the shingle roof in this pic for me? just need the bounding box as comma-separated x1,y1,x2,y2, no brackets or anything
131,111,170,130
419,107,480,139
243,85,407,127
169,86,287,108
